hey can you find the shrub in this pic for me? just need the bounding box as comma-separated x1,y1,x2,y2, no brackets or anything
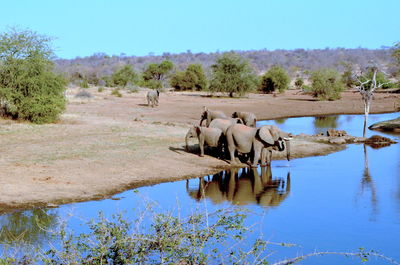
80,80,89,88
142,60,174,88
294,77,304,89
359,67,395,89
170,64,207,91
0,28,66,123
259,65,290,93
310,68,344,100
111,65,137,87
111,88,122,97
209,52,257,97
97,87,104,92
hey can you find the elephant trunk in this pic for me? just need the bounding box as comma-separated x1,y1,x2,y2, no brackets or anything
284,139,291,161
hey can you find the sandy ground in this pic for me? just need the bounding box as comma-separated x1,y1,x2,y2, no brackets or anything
0,87,399,212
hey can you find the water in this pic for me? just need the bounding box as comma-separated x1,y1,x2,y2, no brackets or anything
1,112,399,264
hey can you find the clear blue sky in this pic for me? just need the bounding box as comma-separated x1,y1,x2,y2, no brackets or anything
1,0,399,59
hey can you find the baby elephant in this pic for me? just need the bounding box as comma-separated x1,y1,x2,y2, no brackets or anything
185,126,224,157
147,89,159,107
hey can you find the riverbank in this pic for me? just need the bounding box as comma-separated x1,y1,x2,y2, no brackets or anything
0,88,399,212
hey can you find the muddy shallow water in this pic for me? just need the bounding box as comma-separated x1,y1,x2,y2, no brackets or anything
1,112,399,264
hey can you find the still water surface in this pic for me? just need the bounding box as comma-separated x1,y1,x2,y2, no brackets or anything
1,112,399,264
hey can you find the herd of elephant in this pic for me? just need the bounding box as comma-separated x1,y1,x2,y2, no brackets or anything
185,107,292,167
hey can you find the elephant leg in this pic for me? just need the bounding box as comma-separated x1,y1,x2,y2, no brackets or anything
260,148,268,167
228,145,239,165
199,137,205,157
266,150,272,165
251,149,261,168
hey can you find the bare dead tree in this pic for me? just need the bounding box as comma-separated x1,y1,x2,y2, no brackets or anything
355,66,388,137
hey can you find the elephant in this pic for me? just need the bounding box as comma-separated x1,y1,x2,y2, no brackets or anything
208,118,243,135
231,111,257,127
185,125,224,157
146,89,159,107
199,107,228,127
226,124,291,167
208,118,244,158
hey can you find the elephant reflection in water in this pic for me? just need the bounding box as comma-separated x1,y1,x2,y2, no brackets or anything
186,166,290,207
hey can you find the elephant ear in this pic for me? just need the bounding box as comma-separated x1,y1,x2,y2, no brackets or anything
268,125,281,141
258,126,275,145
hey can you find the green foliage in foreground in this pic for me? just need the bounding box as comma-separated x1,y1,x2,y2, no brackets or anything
209,52,258,97
0,204,395,265
310,68,344,101
259,65,290,93
0,28,66,124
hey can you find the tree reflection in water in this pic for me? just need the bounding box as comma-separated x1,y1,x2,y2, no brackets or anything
356,144,378,221
313,116,339,134
186,166,290,208
0,208,58,245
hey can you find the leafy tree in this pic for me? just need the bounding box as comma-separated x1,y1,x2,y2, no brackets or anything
142,60,174,88
170,64,207,91
259,65,290,93
0,28,66,123
310,68,344,100
341,62,356,88
209,52,257,97
111,64,137,87
294,77,304,89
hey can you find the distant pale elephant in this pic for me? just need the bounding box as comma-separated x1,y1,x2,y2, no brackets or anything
232,111,257,127
199,107,228,127
185,125,224,157
146,89,159,107
226,124,291,167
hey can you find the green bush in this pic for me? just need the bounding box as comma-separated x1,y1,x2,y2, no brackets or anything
259,65,290,93
111,65,137,87
170,64,207,91
97,87,105,92
80,80,89,88
0,28,66,123
294,77,304,89
142,60,174,88
111,88,122,97
359,68,395,89
310,68,344,100
209,52,257,97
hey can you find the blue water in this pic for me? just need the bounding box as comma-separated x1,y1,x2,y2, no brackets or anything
1,112,399,264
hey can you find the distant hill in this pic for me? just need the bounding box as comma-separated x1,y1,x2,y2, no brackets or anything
54,48,396,80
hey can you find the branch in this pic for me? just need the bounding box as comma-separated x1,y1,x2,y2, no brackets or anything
271,250,400,265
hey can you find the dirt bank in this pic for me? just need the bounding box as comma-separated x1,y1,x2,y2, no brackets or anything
0,88,399,212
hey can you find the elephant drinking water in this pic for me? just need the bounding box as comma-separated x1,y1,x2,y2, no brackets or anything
185,125,224,157
226,124,291,167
